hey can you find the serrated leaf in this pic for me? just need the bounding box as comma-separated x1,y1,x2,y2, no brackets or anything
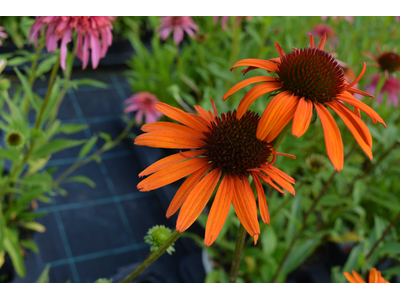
63,175,96,188
78,136,98,158
33,139,86,158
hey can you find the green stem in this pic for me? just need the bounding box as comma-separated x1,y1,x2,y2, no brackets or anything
54,117,137,185
229,223,247,283
119,230,183,283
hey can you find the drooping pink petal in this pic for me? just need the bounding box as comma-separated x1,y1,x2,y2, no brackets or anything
60,28,72,70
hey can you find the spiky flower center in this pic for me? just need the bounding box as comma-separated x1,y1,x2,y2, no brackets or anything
276,48,346,104
202,111,271,177
378,52,400,72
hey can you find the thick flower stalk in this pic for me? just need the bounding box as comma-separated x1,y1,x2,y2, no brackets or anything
135,100,295,246
223,33,386,172
124,92,163,124
344,268,389,283
29,16,115,70
158,16,198,45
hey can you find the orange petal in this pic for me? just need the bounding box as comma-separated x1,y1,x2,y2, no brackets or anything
254,235,259,245
344,62,366,91
166,164,211,218
155,102,209,132
137,158,209,192
269,166,296,184
369,268,378,283
338,92,386,127
176,168,221,232
314,102,344,172
141,122,206,140
257,92,298,142
275,42,286,59
237,82,283,119
204,174,234,246
139,150,205,177
135,131,204,149
194,105,214,125
344,272,358,283
317,33,327,50
354,107,361,118
256,172,286,195
231,176,260,237
351,270,366,283
291,97,313,137
222,76,278,101
327,101,373,160
347,87,374,99
261,166,295,196
230,58,278,73
309,33,315,48
252,172,270,225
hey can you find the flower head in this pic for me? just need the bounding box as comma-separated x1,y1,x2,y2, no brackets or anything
213,16,252,31
5,130,25,149
0,26,8,46
223,33,386,172
135,100,295,246
158,17,198,45
124,92,163,124
344,268,389,283
365,44,400,78
144,225,175,255
29,16,115,70
365,74,400,107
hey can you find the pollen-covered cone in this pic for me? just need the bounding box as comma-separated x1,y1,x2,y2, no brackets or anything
344,268,389,283
223,33,386,172
135,101,296,246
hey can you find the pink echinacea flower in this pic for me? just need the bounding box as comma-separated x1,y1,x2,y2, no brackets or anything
124,92,163,124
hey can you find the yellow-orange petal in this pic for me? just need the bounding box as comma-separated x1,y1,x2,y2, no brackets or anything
309,33,316,48
337,92,386,127
141,122,206,140
351,270,366,283
257,92,298,142
291,97,313,138
269,166,296,184
134,131,204,149
327,101,373,160
231,176,260,237
204,174,234,246
222,76,278,101
369,268,389,283
314,102,344,172
344,272,359,283
230,58,279,73
317,33,327,50
252,172,270,225
237,82,283,119
257,172,286,195
155,102,209,132
176,168,221,232
137,158,209,192
166,164,211,218
139,150,205,177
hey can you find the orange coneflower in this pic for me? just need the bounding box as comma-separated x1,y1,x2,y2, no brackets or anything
135,100,295,246
223,33,386,172
344,268,389,283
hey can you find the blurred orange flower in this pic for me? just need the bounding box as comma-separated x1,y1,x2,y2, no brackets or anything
344,268,389,283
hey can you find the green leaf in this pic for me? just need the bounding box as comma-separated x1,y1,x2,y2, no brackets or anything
72,78,108,89
261,226,277,256
353,180,367,204
20,240,39,253
342,244,361,274
35,55,58,77
280,235,322,276
63,175,96,188
285,196,302,243
382,265,400,278
373,242,400,256
17,187,44,205
3,228,26,277
98,132,112,142
36,264,51,283
55,123,88,135
0,208,5,252
78,136,98,158
13,67,34,105
20,222,46,233
33,139,86,158
20,173,52,192
0,251,4,268
0,148,20,161
4,96,28,134
95,278,113,283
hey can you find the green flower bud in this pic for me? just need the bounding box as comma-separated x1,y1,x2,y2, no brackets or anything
5,130,25,149
306,154,327,173
144,225,175,255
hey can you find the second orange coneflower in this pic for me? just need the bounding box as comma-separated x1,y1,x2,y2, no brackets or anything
223,33,386,172
344,268,389,283
135,101,295,246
